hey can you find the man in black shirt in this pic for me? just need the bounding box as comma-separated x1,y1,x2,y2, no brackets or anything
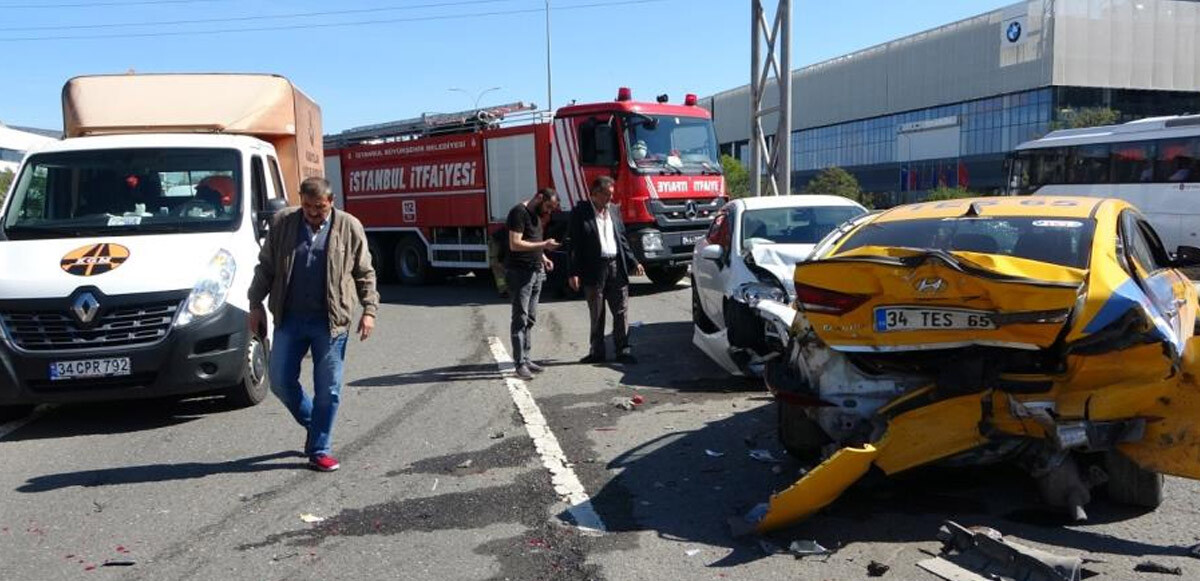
505,188,561,379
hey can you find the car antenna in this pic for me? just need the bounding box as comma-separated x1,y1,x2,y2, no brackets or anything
963,202,983,217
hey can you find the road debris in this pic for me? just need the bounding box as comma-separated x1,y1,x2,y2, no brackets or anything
489,431,505,439
456,459,474,469
299,514,325,524
705,449,725,458
749,449,781,463
431,478,439,492
917,520,1084,581
1135,560,1182,575
867,560,890,577
685,549,701,557
787,539,832,558
1188,543,1200,559
102,560,136,567
610,397,639,411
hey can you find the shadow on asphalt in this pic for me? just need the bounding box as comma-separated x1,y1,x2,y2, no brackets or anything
0,397,239,442
377,273,687,308
608,321,762,393
348,363,501,387
574,402,1190,568
16,450,309,493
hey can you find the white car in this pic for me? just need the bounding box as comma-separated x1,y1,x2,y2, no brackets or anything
690,195,867,375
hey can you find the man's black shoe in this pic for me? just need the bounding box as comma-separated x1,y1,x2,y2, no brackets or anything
527,361,545,373
615,351,637,364
579,354,605,364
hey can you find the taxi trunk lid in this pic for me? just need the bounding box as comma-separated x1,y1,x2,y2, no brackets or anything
793,247,1086,353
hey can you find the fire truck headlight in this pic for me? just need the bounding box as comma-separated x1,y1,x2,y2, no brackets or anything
641,231,665,253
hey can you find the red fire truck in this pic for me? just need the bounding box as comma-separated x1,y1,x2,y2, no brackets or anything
324,88,726,287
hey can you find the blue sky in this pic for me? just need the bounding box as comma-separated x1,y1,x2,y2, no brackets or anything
0,0,1011,133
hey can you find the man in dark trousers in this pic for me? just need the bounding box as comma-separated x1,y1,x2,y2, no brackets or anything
506,188,561,380
569,176,644,364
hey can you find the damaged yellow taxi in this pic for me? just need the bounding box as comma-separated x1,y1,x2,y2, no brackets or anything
748,196,1200,533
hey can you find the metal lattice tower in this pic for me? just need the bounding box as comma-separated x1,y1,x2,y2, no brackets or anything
750,0,792,196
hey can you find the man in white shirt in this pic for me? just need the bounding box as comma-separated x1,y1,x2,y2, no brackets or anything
568,176,644,364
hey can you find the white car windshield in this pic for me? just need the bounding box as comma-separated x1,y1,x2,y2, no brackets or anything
742,205,866,245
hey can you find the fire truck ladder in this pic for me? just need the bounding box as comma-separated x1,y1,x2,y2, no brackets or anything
325,102,541,148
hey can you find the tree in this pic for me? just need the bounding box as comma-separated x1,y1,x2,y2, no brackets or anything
803,167,871,207
0,169,13,205
925,186,976,201
719,154,750,199
1052,107,1121,130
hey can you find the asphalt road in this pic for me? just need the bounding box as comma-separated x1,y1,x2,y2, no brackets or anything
3,275,1200,581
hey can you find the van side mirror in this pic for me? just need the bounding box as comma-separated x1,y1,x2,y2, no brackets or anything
256,197,289,233
1174,245,1200,267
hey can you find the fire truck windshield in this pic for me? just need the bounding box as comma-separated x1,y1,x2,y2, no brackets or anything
626,115,721,175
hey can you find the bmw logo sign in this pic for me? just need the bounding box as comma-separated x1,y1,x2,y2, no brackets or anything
1006,21,1022,43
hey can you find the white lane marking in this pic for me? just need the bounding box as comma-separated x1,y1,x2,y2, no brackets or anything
0,405,50,441
487,336,606,534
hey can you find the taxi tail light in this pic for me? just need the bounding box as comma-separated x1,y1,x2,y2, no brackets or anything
795,282,869,315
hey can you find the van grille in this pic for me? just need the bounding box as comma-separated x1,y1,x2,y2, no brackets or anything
1,299,181,351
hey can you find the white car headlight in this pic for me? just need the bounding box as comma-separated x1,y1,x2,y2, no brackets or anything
734,281,787,306
642,231,665,252
175,249,236,327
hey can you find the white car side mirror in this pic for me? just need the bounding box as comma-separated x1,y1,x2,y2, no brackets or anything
700,244,724,261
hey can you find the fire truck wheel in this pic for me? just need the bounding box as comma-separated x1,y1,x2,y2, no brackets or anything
645,265,688,287
396,237,432,285
369,238,396,284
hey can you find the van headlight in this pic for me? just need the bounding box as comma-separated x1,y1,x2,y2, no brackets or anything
175,249,236,327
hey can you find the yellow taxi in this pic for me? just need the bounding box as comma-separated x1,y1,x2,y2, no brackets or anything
753,196,1200,532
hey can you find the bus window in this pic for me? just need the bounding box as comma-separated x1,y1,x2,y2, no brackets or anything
1111,141,1155,183
1033,148,1067,186
1067,144,1110,184
1157,138,1200,183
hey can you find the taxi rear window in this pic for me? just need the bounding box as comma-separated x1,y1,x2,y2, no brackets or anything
836,217,1096,269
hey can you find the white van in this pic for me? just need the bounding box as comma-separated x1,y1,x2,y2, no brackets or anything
0,74,321,418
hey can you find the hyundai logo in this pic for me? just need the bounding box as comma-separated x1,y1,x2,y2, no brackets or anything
72,292,100,324
1006,21,1022,43
915,277,947,294
684,200,698,220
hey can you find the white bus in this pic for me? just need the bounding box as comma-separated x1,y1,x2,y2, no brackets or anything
1008,115,1200,253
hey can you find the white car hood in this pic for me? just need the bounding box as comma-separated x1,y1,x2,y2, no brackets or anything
0,232,235,299
746,243,816,293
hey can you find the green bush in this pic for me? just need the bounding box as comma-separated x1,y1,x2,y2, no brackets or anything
719,154,750,199
924,186,976,201
803,167,872,208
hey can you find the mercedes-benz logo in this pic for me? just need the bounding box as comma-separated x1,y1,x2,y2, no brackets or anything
1006,21,1022,43
72,292,100,324
684,200,698,220
915,277,947,294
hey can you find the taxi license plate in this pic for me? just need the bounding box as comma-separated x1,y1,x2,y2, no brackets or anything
682,234,704,245
874,307,995,332
49,358,131,381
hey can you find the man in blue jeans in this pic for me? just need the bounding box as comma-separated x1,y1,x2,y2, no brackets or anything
248,177,379,472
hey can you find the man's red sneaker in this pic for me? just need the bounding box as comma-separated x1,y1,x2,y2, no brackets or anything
309,454,340,472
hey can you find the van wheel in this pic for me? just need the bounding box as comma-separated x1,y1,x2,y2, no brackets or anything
224,334,269,408
395,237,431,285
1105,450,1164,508
369,237,396,284
646,265,688,287
777,400,828,463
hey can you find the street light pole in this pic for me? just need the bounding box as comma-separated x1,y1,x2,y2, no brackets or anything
448,86,502,110
545,0,553,111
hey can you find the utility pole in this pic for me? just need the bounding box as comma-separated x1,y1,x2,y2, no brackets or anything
750,0,792,196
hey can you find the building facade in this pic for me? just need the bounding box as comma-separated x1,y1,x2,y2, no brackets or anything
707,0,1200,205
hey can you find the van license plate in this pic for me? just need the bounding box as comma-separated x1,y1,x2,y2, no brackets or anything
874,307,994,332
682,234,703,245
49,358,131,381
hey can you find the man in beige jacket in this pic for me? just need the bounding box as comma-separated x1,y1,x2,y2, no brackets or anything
248,177,379,472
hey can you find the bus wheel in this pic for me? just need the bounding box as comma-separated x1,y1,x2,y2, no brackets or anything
396,237,431,285
646,265,688,287
369,237,396,284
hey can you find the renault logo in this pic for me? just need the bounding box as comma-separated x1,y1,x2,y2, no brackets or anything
915,277,947,294
684,200,698,220
72,292,100,324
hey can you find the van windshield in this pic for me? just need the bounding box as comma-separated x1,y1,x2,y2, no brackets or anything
3,148,242,240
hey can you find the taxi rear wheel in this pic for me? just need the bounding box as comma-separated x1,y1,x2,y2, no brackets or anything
1104,450,1163,508
777,400,828,463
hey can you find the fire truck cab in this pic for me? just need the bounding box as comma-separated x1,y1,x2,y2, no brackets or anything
325,88,726,288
